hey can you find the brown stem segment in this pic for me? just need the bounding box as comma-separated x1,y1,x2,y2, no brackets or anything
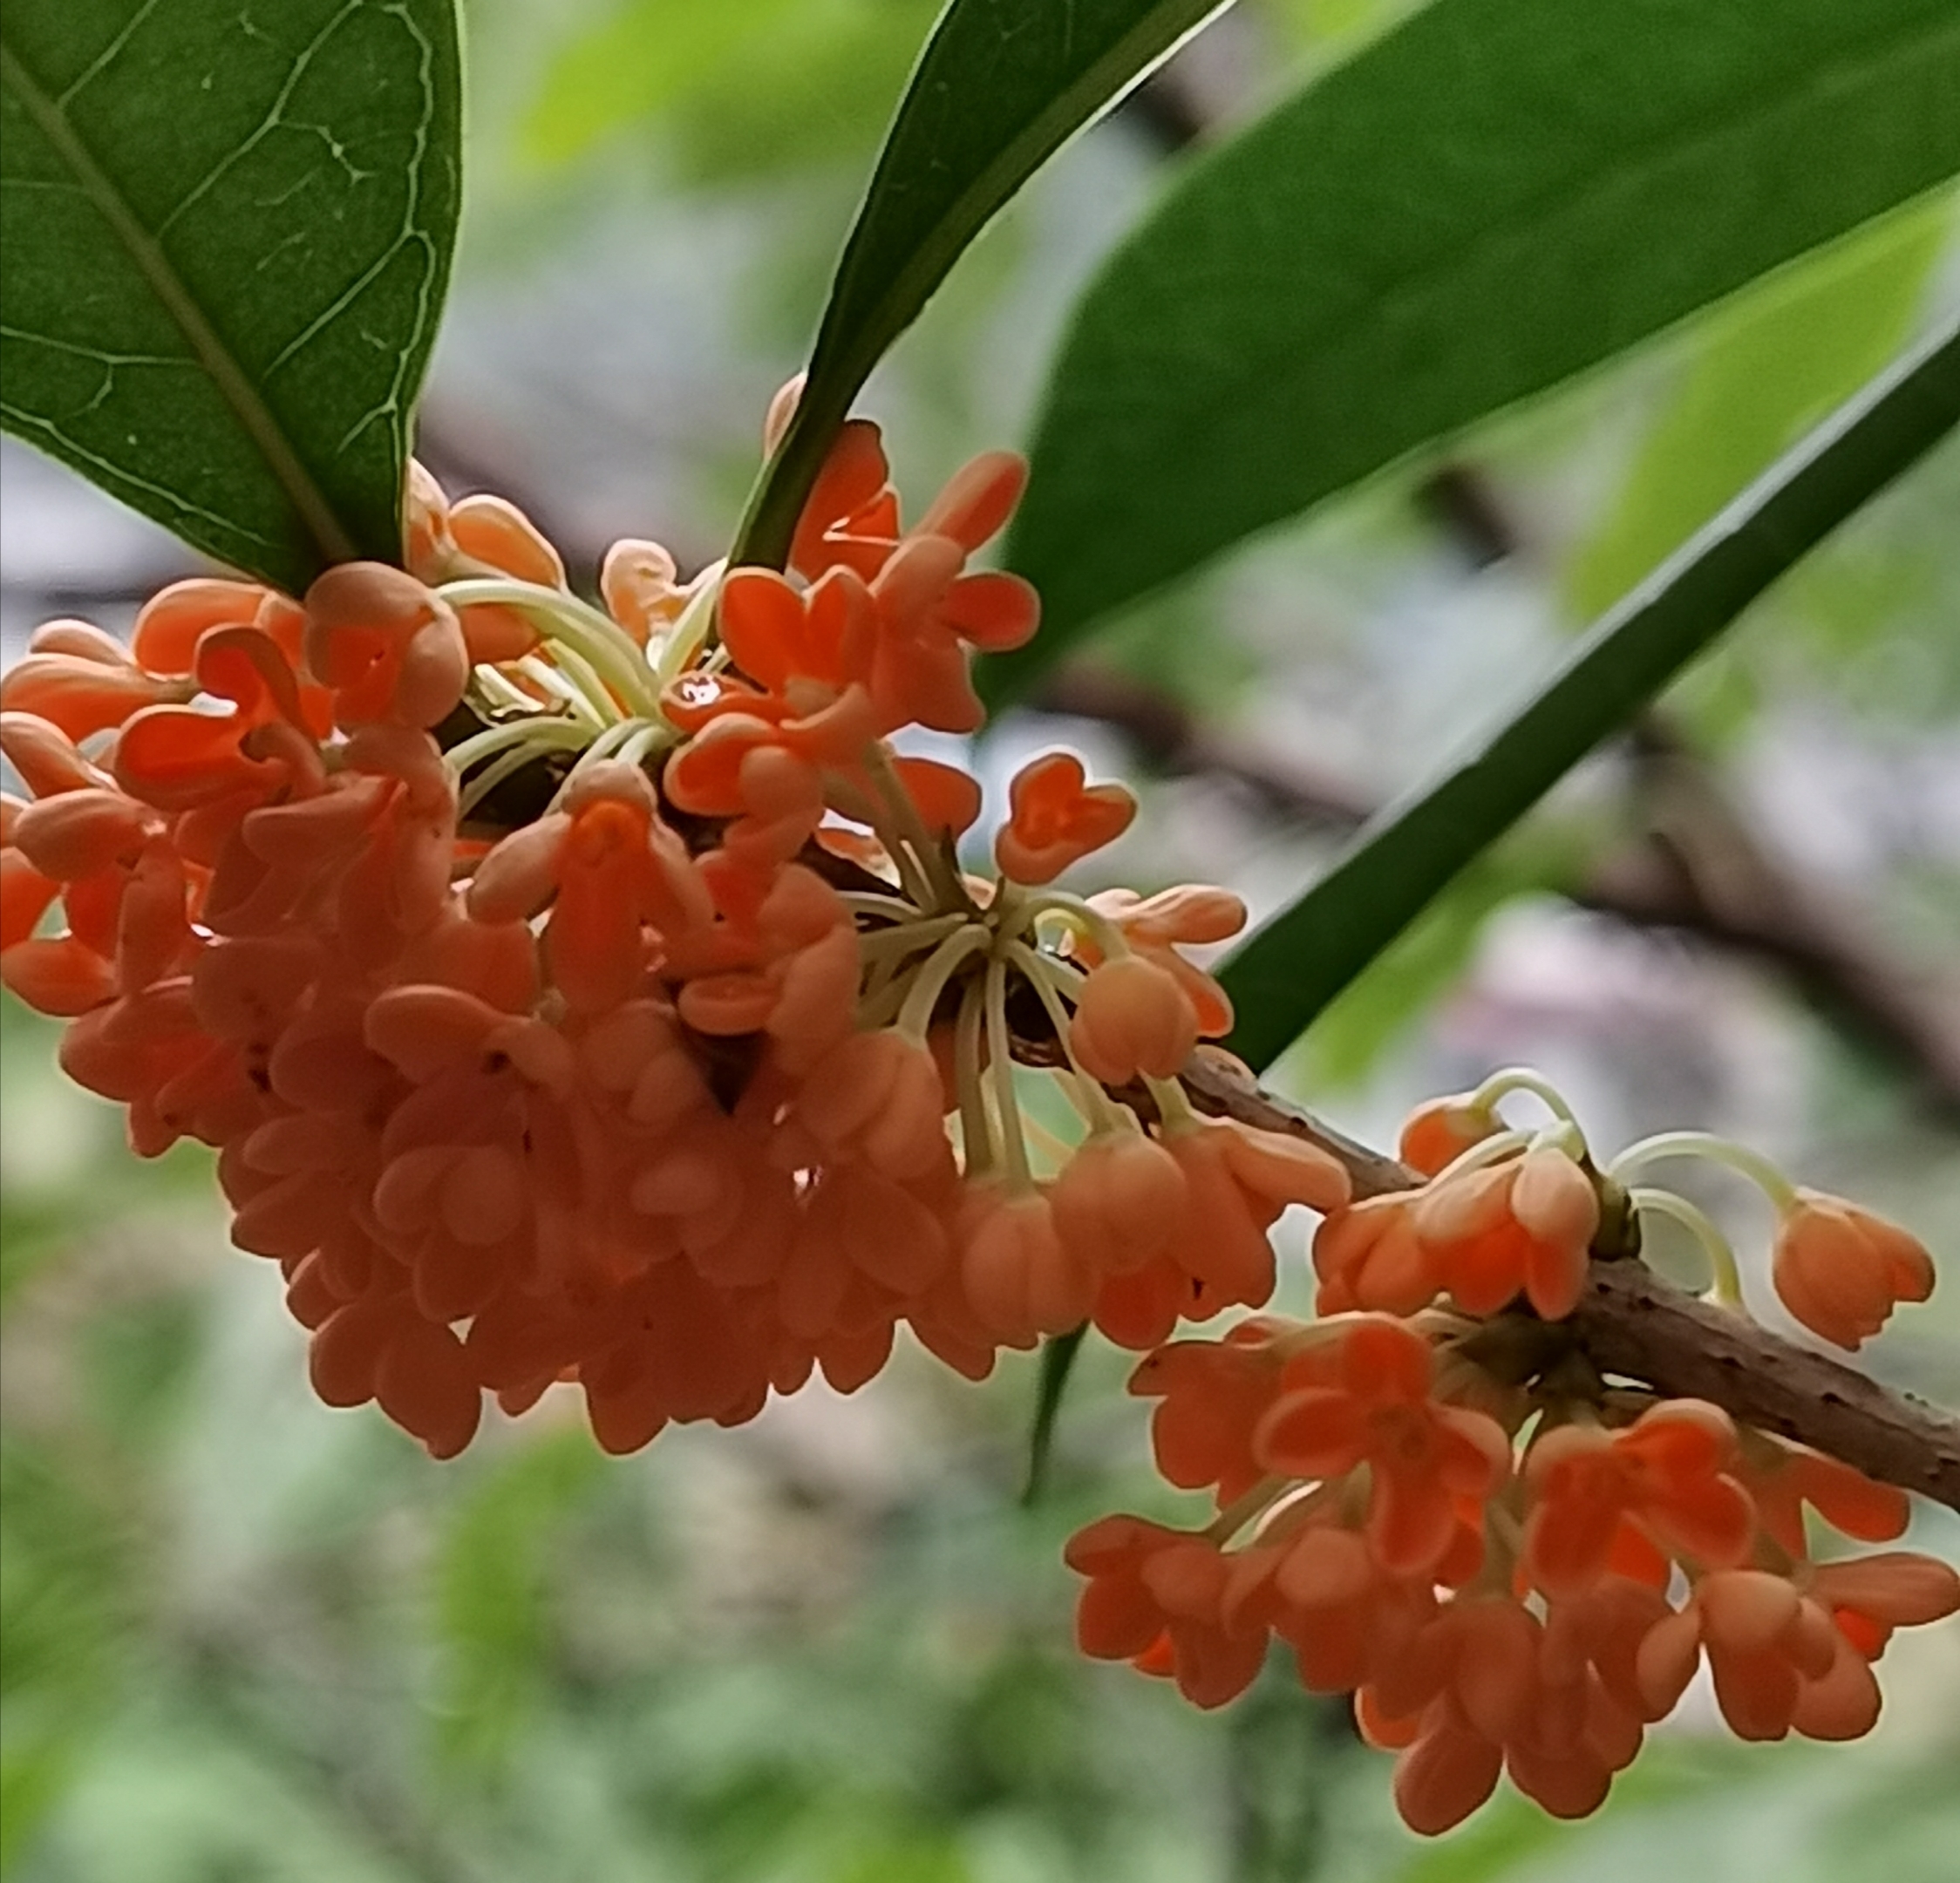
1175,1050,1960,1513
1569,1261,1960,1509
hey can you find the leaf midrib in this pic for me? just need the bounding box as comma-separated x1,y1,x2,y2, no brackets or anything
0,32,357,568
1049,6,1959,497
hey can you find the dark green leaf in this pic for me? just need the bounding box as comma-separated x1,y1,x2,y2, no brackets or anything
993,0,1960,697
732,0,1233,568
0,0,462,594
1219,323,1960,1072
1021,1324,1088,1506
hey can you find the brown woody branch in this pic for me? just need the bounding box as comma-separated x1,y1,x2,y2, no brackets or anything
1174,1050,1960,1512
820,843,1960,1509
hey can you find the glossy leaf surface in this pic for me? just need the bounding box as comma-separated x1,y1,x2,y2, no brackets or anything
995,0,1960,696
732,0,1232,568
0,0,462,591
1567,199,1951,622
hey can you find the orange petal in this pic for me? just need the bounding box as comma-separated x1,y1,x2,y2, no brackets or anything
892,754,982,838
1393,1718,1502,1837
131,578,269,675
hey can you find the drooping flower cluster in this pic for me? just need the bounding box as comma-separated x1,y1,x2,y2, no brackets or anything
5,400,1949,1843
0,389,1350,1462
1067,1075,1952,1834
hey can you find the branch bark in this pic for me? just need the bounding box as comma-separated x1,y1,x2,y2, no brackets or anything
1173,1050,1960,1512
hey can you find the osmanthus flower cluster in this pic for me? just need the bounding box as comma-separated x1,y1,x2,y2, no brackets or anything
4,400,1951,1842
0,388,1349,1463
1067,1071,1955,1834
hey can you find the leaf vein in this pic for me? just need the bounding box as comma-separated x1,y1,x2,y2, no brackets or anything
0,394,284,548
0,29,358,565
53,0,165,110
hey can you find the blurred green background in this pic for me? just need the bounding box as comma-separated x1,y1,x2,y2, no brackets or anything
3,2,1957,1877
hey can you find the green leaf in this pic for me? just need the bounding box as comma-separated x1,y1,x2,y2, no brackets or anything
731,0,1235,568
992,0,1960,698
1568,196,1953,622
1021,1325,1088,1506
1218,323,1960,1073
0,0,462,595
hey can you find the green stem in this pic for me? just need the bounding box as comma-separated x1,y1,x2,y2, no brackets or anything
616,721,673,771
955,975,995,1178
515,655,605,727
1607,1131,1796,1210
438,577,661,717
862,739,960,911
1143,1071,1199,1133
652,563,725,684
1004,890,1126,958
459,744,560,821
470,666,539,715
857,912,970,962
894,924,990,1040
986,955,1032,1192
443,715,589,776
547,639,628,725
841,890,929,921
1006,939,1123,1132
1630,1186,1747,1310
1470,1066,1578,1128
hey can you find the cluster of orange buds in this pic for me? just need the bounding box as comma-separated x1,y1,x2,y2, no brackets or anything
1067,1073,1953,1834
0,385,1351,1461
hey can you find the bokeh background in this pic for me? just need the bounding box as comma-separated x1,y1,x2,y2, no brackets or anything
3,2,1958,1878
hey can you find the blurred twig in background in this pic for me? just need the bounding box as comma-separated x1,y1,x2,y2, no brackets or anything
1032,661,1960,1115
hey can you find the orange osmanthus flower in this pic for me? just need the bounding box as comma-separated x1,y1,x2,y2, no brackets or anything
1312,1190,1438,1315
1521,1400,1755,1599
1411,1141,1601,1320
1771,1189,1935,1350
5,381,1951,1848
1636,1569,1857,1742
1398,1090,1501,1178
1126,1318,1292,1505
994,751,1135,886
1255,1317,1511,1576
